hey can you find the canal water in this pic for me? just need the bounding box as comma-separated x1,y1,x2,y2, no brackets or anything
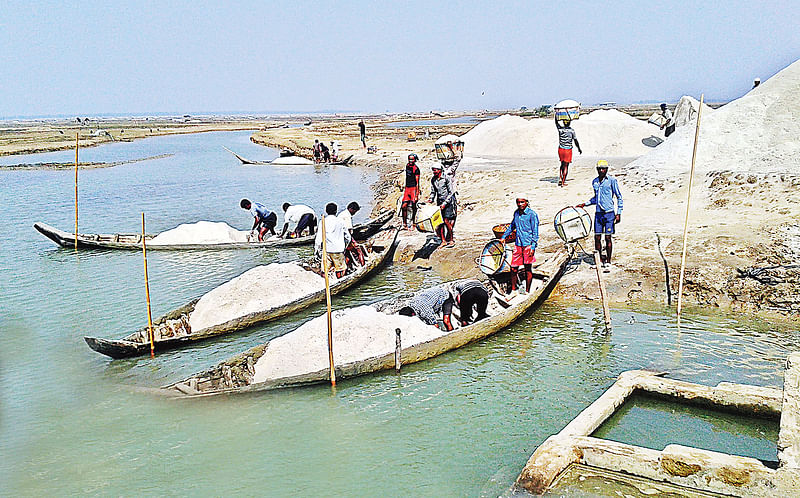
1,131,796,496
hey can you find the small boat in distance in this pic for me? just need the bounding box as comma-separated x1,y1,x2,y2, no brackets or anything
223,147,354,166
161,248,570,397
33,209,393,251
85,227,400,359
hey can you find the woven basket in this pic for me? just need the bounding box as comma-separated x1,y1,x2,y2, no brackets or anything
492,223,515,242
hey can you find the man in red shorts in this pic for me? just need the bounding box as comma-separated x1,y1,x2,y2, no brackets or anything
400,153,421,230
555,116,582,187
500,195,539,294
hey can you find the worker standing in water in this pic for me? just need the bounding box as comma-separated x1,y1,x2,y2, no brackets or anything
240,199,277,241
555,116,582,187
578,160,623,272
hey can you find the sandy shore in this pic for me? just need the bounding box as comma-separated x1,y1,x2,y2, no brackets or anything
251,114,799,320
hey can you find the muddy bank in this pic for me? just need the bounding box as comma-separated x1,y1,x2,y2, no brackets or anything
1,153,174,171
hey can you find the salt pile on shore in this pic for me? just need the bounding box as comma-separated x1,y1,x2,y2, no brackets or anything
460,110,654,159
629,58,800,181
149,221,249,245
252,305,443,382
189,263,324,331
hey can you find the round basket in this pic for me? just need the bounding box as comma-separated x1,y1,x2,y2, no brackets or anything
492,223,515,242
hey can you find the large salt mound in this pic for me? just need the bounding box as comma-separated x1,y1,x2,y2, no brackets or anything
461,110,654,159
673,95,714,128
252,305,443,382
149,221,249,246
189,263,324,331
629,59,800,180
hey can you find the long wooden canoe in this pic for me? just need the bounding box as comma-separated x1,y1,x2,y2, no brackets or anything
85,227,400,359
161,247,570,397
34,209,393,250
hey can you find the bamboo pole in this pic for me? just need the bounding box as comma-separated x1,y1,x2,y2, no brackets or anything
141,213,155,358
676,94,704,327
321,215,336,386
395,328,402,372
593,251,611,332
74,133,79,249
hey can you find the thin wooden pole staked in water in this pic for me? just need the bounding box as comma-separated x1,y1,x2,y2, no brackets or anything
74,133,79,249
677,94,704,328
141,213,155,358
593,251,612,332
321,215,336,386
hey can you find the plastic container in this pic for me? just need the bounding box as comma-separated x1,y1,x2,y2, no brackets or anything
554,206,592,243
492,223,515,242
554,99,581,121
415,205,443,232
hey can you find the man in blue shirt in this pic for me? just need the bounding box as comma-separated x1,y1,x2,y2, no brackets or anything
240,198,277,241
578,160,623,271
501,196,539,294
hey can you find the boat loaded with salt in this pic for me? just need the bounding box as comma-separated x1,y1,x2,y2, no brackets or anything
161,247,570,397
33,209,393,250
85,227,399,358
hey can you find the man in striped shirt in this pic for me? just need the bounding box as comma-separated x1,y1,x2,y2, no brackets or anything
555,116,582,187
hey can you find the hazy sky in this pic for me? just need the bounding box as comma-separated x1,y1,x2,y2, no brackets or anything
2,0,798,117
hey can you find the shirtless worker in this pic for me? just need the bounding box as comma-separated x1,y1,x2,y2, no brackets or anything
240,198,277,241
578,160,623,272
315,202,351,278
400,153,421,230
280,202,317,238
429,164,457,247
555,115,582,187
501,195,539,295
398,285,454,331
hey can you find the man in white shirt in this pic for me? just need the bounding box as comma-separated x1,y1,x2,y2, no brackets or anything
280,202,317,238
315,203,351,278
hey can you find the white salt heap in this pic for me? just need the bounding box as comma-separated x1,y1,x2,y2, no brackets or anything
189,263,324,331
252,305,444,382
629,59,800,181
149,221,249,246
672,95,714,128
460,110,654,159
270,156,314,165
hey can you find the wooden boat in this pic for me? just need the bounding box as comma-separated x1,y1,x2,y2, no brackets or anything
161,247,570,397
224,146,353,167
33,209,393,251
85,227,400,359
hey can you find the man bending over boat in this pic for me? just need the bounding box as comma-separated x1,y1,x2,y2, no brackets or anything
280,202,317,238
398,286,454,331
453,280,489,326
240,198,277,241
339,201,366,267
315,202,351,278
501,195,539,295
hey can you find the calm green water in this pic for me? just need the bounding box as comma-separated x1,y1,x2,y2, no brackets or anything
1,131,797,496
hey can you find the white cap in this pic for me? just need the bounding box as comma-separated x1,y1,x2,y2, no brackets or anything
515,194,528,201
